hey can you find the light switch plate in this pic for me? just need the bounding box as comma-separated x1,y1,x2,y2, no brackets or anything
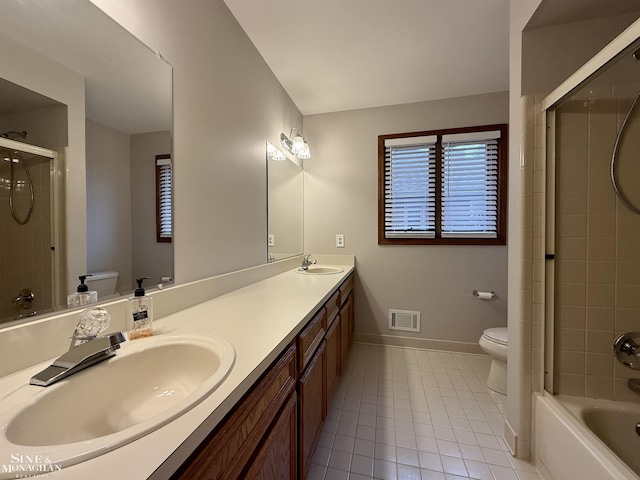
336,234,345,248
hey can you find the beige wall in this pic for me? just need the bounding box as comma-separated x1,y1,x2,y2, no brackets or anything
86,119,133,293
92,0,303,284
304,92,509,347
86,123,174,293
93,1,508,349
130,131,174,287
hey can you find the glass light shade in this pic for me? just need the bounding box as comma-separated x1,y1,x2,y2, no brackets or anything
292,135,306,155
297,143,311,160
267,142,286,161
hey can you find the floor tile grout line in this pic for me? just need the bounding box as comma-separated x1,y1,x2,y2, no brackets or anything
309,342,542,480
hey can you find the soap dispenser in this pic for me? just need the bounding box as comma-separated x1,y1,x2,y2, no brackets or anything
128,277,153,340
67,275,98,308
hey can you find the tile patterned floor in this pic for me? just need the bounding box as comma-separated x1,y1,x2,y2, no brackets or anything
308,343,542,480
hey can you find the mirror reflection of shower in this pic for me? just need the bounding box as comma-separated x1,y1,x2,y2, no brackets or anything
1,130,34,224
0,135,59,324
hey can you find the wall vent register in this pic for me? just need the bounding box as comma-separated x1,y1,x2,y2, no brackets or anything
388,309,420,332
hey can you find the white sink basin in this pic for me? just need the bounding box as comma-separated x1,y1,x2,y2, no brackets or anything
296,266,344,275
0,334,234,474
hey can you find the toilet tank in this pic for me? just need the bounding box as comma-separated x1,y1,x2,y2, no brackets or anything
85,271,119,299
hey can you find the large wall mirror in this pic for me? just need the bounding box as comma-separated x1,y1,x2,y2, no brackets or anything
0,0,173,326
266,142,303,262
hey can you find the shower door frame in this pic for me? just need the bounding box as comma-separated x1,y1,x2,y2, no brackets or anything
0,137,61,316
539,18,640,394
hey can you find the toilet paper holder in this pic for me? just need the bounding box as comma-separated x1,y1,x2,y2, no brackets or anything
473,290,495,299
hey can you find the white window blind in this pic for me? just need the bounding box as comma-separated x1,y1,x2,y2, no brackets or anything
383,136,436,238
441,130,500,238
156,156,172,240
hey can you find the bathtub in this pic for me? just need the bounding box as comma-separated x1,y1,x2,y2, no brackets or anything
534,392,640,480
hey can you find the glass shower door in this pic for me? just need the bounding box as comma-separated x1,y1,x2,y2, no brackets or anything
0,138,58,323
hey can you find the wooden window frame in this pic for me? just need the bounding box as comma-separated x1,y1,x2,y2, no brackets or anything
378,124,508,246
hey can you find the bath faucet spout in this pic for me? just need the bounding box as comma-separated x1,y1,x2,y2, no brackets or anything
30,332,126,387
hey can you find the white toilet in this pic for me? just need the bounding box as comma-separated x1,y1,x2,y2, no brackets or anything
85,271,119,300
479,327,508,395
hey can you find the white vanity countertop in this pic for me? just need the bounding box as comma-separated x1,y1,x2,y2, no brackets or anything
0,263,353,479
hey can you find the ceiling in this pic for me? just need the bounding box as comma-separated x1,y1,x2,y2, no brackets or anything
223,0,510,115
526,0,640,29
223,0,640,116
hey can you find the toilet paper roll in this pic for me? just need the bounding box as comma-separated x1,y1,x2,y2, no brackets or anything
476,291,494,300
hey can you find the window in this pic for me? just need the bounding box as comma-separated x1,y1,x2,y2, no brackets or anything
378,124,507,245
155,154,172,243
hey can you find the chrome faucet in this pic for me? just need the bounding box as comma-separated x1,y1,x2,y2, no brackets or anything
30,332,126,386
299,254,317,271
614,332,640,370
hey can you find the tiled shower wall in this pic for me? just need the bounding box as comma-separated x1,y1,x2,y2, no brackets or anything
517,95,544,459
0,153,53,322
522,95,544,398
552,85,640,402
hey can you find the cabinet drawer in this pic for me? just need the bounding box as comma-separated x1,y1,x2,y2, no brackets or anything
173,344,296,480
339,274,354,306
298,308,326,372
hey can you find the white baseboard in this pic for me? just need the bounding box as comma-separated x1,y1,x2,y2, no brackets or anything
353,332,484,355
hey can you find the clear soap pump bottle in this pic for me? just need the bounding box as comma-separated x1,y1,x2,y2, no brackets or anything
127,277,153,340
67,275,98,308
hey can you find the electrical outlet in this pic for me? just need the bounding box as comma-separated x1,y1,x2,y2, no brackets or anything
268,234,275,247
336,234,345,248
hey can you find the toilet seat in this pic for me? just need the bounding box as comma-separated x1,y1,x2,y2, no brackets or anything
482,327,507,346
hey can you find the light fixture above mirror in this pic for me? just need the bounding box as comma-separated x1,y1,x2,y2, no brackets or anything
267,142,286,161
280,127,311,160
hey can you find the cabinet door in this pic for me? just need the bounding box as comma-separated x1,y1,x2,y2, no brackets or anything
243,392,297,480
340,294,353,366
298,340,326,479
173,345,296,480
325,313,340,407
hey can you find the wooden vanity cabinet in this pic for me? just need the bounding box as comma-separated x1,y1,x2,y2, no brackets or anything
173,271,355,480
172,344,297,480
325,309,340,405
